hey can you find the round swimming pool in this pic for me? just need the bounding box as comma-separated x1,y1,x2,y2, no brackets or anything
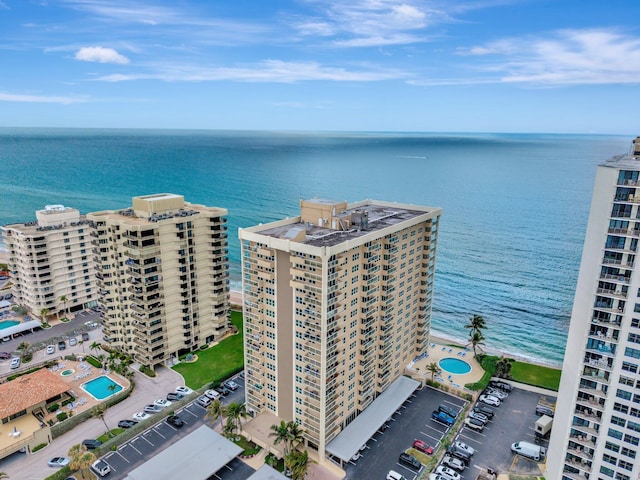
439,357,472,375
60,369,74,377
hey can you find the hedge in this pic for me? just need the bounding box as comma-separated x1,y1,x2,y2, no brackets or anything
86,355,103,368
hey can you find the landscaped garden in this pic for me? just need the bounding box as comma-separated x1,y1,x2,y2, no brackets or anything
172,311,244,389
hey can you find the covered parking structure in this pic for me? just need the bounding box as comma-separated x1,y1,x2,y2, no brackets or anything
326,376,420,465
0,320,42,338
124,425,242,480
247,465,288,479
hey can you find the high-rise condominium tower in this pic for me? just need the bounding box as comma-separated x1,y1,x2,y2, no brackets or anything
2,205,97,317
87,194,230,369
548,138,640,480
239,199,441,457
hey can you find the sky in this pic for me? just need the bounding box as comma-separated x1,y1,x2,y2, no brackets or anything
1,0,640,133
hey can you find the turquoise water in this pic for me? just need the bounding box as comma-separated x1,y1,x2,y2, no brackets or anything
439,358,472,375
0,321,19,330
81,375,123,400
0,129,632,365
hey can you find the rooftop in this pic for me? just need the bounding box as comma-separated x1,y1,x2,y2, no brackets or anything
601,136,640,169
0,369,70,419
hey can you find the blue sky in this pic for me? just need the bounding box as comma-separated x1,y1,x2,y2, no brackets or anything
1,0,639,133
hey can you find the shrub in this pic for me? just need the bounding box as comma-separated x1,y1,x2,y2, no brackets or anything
199,344,208,350
56,412,68,422
44,466,71,480
61,397,76,407
185,354,194,362
86,355,103,368
48,403,60,413
139,365,156,377
32,442,48,452
7,366,42,381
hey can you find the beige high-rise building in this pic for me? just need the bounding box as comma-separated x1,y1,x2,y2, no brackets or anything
548,137,640,480
239,199,441,457
2,205,97,318
87,194,230,369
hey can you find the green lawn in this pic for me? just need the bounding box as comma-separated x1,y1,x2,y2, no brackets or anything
172,311,244,389
510,360,561,391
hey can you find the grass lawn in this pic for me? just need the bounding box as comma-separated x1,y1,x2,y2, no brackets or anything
510,360,561,391
97,428,125,442
172,311,244,389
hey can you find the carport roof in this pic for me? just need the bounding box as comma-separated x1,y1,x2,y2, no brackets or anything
124,425,242,480
247,464,289,479
0,320,41,338
326,375,420,462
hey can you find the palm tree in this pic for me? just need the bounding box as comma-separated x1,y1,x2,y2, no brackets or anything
495,356,512,378
91,404,113,437
68,443,96,480
465,314,486,337
90,341,101,354
270,420,291,456
224,401,247,437
427,362,440,382
286,421,305,453
59,295,68,319
205,399,225,430
40,307,49,324
285,449,311,480
17,341,30,359
467,331,486,358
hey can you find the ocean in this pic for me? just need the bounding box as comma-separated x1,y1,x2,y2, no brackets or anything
0,128,631,365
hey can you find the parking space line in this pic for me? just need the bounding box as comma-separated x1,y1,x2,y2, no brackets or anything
140,433,155,446
110,451,130,464
181,407,199,418
155,427,168,437
396,463,419,475
126,442,143,455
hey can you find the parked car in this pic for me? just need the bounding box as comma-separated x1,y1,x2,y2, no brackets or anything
398,452,422,471
118,419,138,428
143,404,162,414
473,403,495,418
196,395,212,408
428,475,446,480
205,389,221,400
511,441,546,461
46,345,55,355
446,446,470,464
167,392,185,401
387,471,408,480
468,410,488,423
224,380,239,390
412,439,434,455
441,455,466,472
453,441,475,456
438,404,459,418
91,459,111,477
239,371,245,379
154,398,172,409
82,439,102,450
48,457,70,468
175,386,193,395
485,388,508,400
10,357,20,369
535,404,555,417
435,465,461,480
133,412,150,421
166,415,184,428
69,337,77,346
464,417,485,431
431,410,455,426
82,332,90,342
489,380,513,391
479,394,501,407
216,385,231,395
58,340,66,350
0,351,11,359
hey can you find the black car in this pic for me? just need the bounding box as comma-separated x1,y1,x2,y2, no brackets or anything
58,341,66,350
473,403,495,418
215,385,230,396
438,404,459,418
118,419,138,428
82,332,90,342
82,439,102,450
398,452,422,471
489,380,513,392
167,392,185,401
166,415,184,428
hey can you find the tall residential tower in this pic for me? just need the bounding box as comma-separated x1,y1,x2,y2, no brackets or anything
87,194,230,369
239,199,440,458
548,138,640,480
2,205,97,317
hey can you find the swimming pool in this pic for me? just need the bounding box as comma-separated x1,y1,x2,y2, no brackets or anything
0,320,19,330
439,357,472,375
81,375,123,400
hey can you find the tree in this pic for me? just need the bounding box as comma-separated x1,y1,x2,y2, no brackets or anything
205,399,225,430
270,420,291,456
286,421,305,453
68,443,96,480
427,362,440,382
91,404,113,437
90,341,101,353
11,305,27,316
59,295,68,319
467,331,486,358
495,356,512,378
17,341,30,358
285,449,311,480
465,314,486,337
224,401,247,437
40,307,49,324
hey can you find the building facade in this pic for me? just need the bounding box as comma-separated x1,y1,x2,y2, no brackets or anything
548,138,640,480
87,194,230,369
2,205,97,318
239,199,440,457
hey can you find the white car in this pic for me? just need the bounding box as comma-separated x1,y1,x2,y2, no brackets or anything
196,395,212,408
132,412,150,421
176,386,193,395
69,337,77,346
468,410,488,423
154,398,172,409
479,394,501,407
224,380,240,390
46,345,55,355
91,459,111,477
441,455,465,472
387,471,408,480
429,475,445,480
48,457,70,468
486,388,508,399
435,465,461,480
204,389,221,400
453,441,475,456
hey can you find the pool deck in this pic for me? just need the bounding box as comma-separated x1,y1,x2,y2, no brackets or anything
406,340,484,393
43,359,129,424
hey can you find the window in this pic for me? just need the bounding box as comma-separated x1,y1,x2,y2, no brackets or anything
621,446,636,458
609,428,624,440
622,362,638,373
617,389,632,401
626,347,640,359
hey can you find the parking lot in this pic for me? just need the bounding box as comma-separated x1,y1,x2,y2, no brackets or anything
97,373,247,479
343,384,555,480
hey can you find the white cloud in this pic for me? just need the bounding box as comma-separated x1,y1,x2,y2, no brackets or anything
0,92,85,104
75,46,130,64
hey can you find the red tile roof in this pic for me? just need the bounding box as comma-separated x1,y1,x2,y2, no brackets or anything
0,369,70,418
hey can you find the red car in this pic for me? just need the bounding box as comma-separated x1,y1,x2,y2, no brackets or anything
413,439,434,455
0,352,10,360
